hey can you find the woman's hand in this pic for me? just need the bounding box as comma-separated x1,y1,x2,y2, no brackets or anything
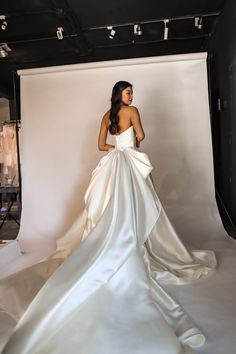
136,137,140,148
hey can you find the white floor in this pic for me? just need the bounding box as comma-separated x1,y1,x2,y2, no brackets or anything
162,203,236,354
1,202,236,354
0,240,55,351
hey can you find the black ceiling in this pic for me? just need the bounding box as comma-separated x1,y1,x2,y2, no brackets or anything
0,0,226,97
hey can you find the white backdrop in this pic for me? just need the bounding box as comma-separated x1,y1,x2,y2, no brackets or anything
17,53,225,252
9,53,236,354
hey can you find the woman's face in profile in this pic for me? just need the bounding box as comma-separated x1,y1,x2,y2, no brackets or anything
121,86,133,106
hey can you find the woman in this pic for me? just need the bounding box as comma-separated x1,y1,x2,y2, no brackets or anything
1,81,216,354
98,81,144,151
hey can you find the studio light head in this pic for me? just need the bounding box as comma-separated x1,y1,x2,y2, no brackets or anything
134,24,142,36
107,26,116,39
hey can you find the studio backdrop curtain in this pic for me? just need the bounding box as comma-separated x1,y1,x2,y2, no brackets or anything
17,53,223,253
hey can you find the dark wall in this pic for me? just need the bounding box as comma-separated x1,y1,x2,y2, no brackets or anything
207,0,236,237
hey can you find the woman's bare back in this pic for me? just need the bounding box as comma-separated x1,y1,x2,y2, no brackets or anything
98,105,145,151
113,106,133,134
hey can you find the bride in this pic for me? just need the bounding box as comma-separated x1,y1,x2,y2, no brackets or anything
1,81,216,354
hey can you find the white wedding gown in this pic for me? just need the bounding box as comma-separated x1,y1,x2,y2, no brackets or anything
1,125,217,354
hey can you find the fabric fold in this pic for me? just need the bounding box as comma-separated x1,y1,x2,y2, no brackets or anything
1,125,216,353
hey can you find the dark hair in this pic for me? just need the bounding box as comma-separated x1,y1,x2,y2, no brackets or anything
109,81,132,135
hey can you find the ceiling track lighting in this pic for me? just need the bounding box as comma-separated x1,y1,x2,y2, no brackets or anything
194,16,203,29
0,15,7,31
134,24,142,36
107,26,116,39
56,27,64,40
163,19,169,40
0,42,12,58
86,13,217,45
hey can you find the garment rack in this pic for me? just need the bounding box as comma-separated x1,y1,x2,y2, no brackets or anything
0,119,22,229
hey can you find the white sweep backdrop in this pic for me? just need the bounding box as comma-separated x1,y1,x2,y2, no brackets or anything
17,53,224,252
10,53,236,354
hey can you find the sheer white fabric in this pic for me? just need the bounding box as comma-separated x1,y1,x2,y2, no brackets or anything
1,126,216,353
0,123,20,186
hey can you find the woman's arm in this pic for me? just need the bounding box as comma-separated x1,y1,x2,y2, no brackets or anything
98,115,115,151
130,107,145,147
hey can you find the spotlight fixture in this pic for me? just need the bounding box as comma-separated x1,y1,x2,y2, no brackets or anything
163,19,169,40
134,24,142,36
56,27,64,40
0,15,7,31
0,43,11,58
107,26,116,39
194,17,203,29
1,21,7,30
0,47,7,57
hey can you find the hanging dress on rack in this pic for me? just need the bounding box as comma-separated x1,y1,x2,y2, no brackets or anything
0,122,20,186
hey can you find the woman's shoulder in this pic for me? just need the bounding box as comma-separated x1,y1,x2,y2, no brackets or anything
103,109,110,117
130,105,139,113
128,106,140,118
122,105,138,110
121,105,139,114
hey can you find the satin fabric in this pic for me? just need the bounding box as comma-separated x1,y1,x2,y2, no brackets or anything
1,126,216,353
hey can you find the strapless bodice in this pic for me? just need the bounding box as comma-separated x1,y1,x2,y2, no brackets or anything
114,126,135,149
